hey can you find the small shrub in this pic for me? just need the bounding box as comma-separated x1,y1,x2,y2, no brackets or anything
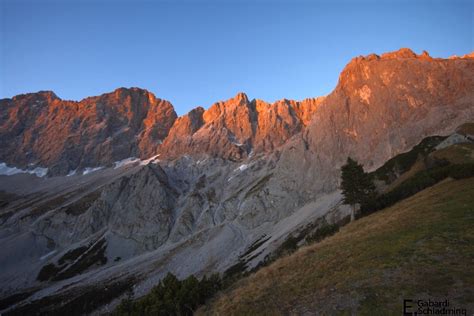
449,163,474,179
275,235,299,257
37,263,62,282
306,223,339,243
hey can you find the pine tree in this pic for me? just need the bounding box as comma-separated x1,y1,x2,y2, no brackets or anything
340,157,376,220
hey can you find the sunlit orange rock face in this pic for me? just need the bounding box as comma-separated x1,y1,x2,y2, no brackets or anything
0,88,177,175
1,48,473,176
311,48,474,158
0,87,322,173
161,48,474,164
275,48,474,195
159,93,324,160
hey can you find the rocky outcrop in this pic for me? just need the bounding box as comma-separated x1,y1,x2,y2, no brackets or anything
0,88,177,175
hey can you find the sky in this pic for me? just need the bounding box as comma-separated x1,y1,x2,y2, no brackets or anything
1,0,472,115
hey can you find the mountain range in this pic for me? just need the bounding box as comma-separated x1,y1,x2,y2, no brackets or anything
0,48,473,314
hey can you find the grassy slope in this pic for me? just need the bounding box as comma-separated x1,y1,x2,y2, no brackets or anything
200,177,474,315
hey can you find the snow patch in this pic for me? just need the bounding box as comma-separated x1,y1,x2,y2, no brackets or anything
40,250,57,261
228,163,252,180
234,164,249,172
32,167,48,177
114,155,160,168
67,169,77,177
140,154,160,165
0,162,48,177
114,157,140,169
79,155,161,176
197,158,208,165
82,167,104,175
229,133,244,146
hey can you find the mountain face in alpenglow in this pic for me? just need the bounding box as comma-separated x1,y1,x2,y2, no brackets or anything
0,48,473,315
0,87,177,175
1,48,472,176
274,48,474,196
159,93,324,160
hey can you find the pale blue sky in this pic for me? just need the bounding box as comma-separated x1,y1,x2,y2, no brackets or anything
1,0,472,114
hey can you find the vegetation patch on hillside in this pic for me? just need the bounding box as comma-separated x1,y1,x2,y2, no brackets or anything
6,277,136,316
372,136,446,184
360,162,474,217
113,273,221,316
62,190,101,216
0,190,19,210
37,238,107,282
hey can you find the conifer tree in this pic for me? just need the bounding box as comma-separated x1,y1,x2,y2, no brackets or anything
340,157,376,220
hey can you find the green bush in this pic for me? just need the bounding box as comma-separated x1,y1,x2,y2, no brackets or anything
306,223,340,243
449,163,474,179
274,235,299,257
113,273,222,316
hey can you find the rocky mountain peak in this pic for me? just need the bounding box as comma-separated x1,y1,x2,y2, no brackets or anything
233,92,249,104
344,48,435,67
9,90,59,103
334,47,474,106
111,87,156,101
463,52,474,59
0,88,177,175
380,47,418,59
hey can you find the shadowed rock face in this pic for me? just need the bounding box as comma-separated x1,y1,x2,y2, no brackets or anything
0,88,177,175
